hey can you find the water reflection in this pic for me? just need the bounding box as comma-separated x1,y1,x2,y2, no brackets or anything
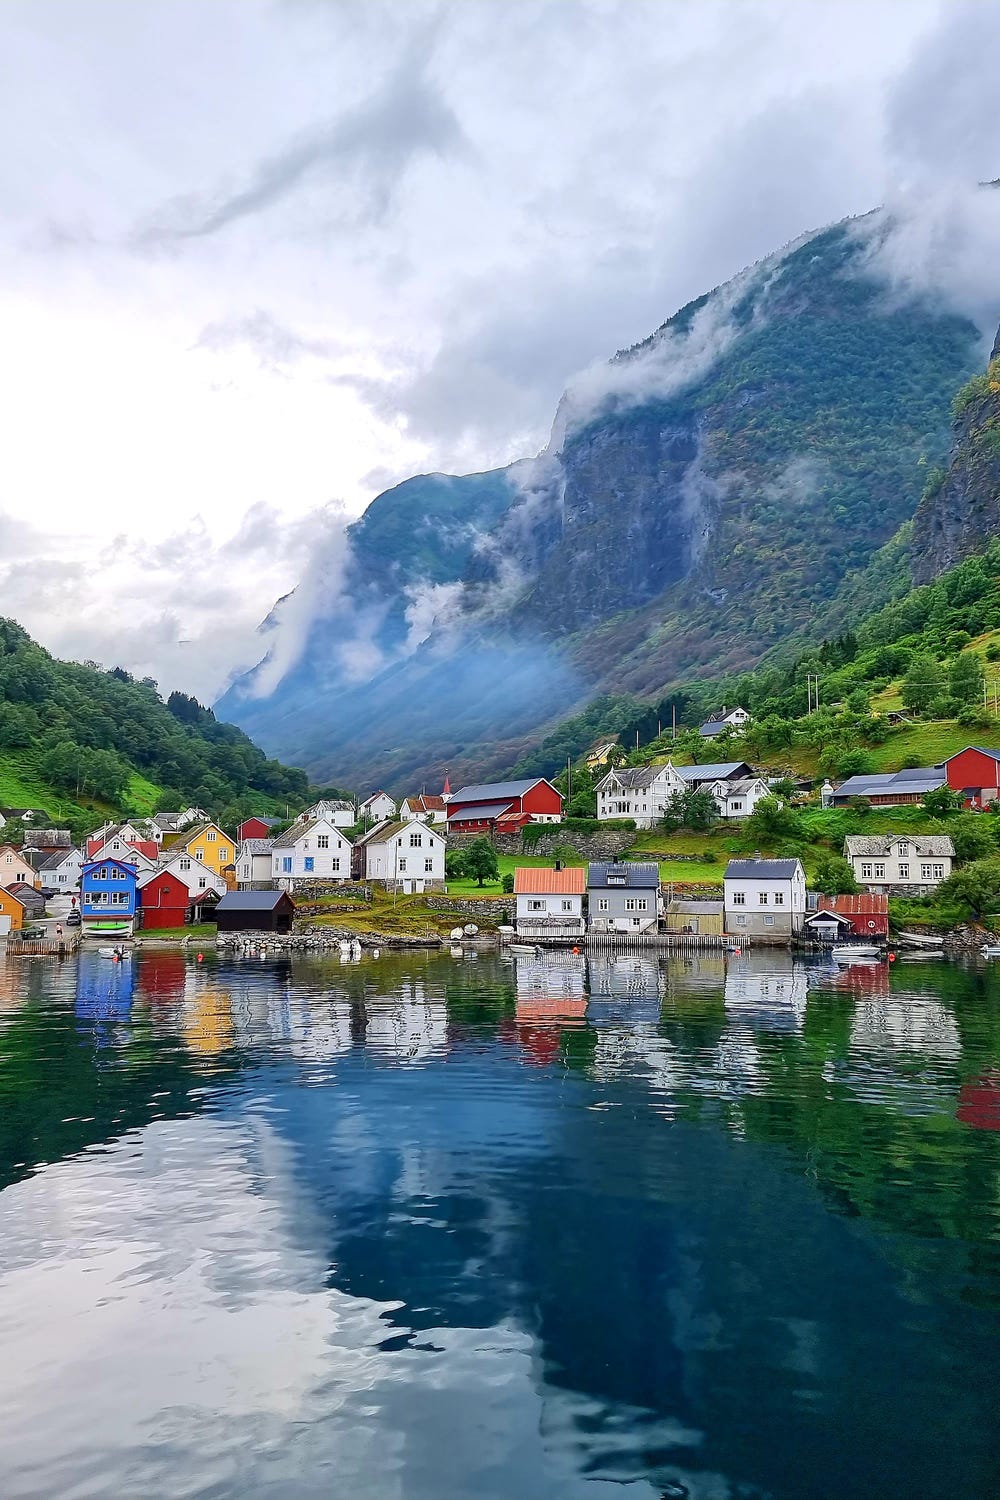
0,946,998,1498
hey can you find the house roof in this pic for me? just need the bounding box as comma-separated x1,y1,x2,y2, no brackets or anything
596,765,668,791
725,858,803,879
714,777,766,795
834,768,945,797
514,866,586,895
82,857,139,876
677,762,752,782
0,887,26,909
448,779,548,804
215,890,292,911
153,812,181,829
403,793,447,813
447,800,515,821
360,790,394,806
817,893,889,915
178,822,227,845
844,835,955,857
357,819,444,846
240,815,282,828
272,818,319,848
668,899,724,915
587,861,660,889
238,838,275,856
943,746,1000,764
5,880,41,897
38,849,80,870
804,908,853,927
699,721,729,737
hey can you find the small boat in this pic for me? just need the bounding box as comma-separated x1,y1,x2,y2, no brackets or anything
449,927,464,941
463,923,479,937
98,946,130,960
831,944,882,963
508,943,542,956
981,944,1000,958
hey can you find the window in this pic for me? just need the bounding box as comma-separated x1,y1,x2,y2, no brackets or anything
99,866,108,880
409,833,422,848
759,892,768,905
873,863,886,879
732,801,743,812
207,830,217,842
304,857,314,872
898,842,909,856
736,914,746,926
920,864,933,880
764,915,774,926
317,835,329,850
399,858,407,872
861,863,873,879
598,898,609,912
773,892,784,905
425,858,434,873
732,890,746,905
180,858,191,871
898,863,909,880
198,877,206,889
332,859,341,872
282,857,292,873
632,917,641,927
219,848,229,861
192,847,204,861
528,899,545,911
561,899,573,912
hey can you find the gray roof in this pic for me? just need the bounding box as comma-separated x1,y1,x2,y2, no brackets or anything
715,777,766,795
725,858,803,879
449,779,548,803
834,768,945,797
698,722,728,737
447,800,515,820
215,890,292,911
677,762,752,783
238,839,274,856
153,812,181,829
38,848,80,870
595,766,664,791
587,861,660,890
668,899,724,915
273,818,320,848
844,835,955,857
947,746,1000,764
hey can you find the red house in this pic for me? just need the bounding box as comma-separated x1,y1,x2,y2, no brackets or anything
813,893,889,939
941,747,1000,807
446,778,563,835
137,869,190,930
237,816,281,842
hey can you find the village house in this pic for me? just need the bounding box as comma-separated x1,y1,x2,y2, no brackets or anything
664,899,725,936
80,858,139,934
803,893,890,943
940,747,1000,807
595,763,685,827
677,761,755,792
0,845,39,889
352,819,446,892
0,807,50,828
34,847,84,892
175,823,235,879
843,835,954,893
4,881,46,920
587,861,661,934
236,838,275,889
699,705,751,738
401,793,448,826
271,817,353,887
447,778,563,835
300,799,356,828
213,889,295,935
514,866,586,939
0,887,25,935
86,824,160,864
584,736,620,770
237,816,283,842
152,807,210,840
708,775,770,820
830,767,946,806
724,858,807,939
23,828,72,851
137,869,191,930
155,851,228,903
358,791,397,825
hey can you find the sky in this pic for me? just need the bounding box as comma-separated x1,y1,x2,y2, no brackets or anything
0,0,997,702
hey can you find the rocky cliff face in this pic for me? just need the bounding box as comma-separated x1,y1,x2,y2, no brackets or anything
219,215,987,792
911,328,1000,586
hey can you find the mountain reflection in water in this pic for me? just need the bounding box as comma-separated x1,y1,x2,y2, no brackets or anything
0,946,998,1500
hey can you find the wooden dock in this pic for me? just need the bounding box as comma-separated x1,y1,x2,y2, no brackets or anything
507,932,748,952
3,935,81,958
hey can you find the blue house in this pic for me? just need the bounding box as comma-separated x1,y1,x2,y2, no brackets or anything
80,857,139,935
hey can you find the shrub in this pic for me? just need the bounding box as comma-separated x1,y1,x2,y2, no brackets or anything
501,873,515,894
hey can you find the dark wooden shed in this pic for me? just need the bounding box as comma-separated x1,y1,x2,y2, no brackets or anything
211,890,295,934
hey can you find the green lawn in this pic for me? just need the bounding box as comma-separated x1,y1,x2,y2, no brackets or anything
136,924,217,941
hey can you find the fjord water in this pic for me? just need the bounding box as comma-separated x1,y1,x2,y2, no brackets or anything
0,950,998,1499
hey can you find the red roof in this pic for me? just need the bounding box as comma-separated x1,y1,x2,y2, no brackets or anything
817,893,889,915
514,866,586,895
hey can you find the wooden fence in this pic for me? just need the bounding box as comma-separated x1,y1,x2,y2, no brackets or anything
507,931,748,952
4,936,80,958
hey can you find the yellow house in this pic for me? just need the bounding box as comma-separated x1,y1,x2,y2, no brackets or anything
0,845,39,889
584,737,620,770
177,823,235,878
0,887,25,934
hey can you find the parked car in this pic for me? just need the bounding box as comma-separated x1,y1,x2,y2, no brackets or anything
65,910,82,927
38,886,58,898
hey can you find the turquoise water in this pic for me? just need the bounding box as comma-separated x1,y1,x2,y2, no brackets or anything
0,946,998,1499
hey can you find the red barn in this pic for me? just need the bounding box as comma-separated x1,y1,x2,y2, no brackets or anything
816,893,889,939
941,746,1000,807
137,869,190,930
446,778,563,835
237,816,281,842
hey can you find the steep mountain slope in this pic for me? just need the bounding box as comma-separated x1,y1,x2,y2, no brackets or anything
220,212,990,792
911,324,1000,583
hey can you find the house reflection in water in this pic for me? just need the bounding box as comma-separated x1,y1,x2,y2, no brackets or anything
75,949,135,1037
365,976,449,1064
513,951,587,1065
958,1072,1000,1131
724,951,808,1032
134,950,186,1007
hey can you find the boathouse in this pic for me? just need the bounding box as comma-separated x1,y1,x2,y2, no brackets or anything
212,890,295,935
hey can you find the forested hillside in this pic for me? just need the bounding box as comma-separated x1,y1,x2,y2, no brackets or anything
0,618,308,832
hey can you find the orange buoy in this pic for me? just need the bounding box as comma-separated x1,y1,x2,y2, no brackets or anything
888,953,896,962
197,953,204,962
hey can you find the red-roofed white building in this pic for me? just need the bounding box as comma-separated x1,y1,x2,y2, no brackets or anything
514,864,585,939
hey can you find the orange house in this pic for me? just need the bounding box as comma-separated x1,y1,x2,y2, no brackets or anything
0,887,26,934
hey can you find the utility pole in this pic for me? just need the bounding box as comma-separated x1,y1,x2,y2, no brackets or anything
566,755,572,808
672,704,676,741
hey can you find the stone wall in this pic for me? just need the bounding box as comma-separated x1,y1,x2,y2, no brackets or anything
477,827,636,861
425,896,511,924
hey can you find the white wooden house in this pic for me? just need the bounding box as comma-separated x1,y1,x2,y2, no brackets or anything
843,835,954,893
514,866,586,939
595,763,685,827
724,858,806,939
699,706,751,739
353,819,446,892
36,847,84,891
271,817,353,887
236,839,275,889
709,775,770,820
401,793,448,826
155,851,228,901
359,791,397,825
300,799,356,828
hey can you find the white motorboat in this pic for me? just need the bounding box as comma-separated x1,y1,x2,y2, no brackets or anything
98,946,130,960
508,943,542,956
981,944,1000,958
831,943,882,963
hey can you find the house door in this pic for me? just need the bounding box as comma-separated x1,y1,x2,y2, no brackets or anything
688,918,699,934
